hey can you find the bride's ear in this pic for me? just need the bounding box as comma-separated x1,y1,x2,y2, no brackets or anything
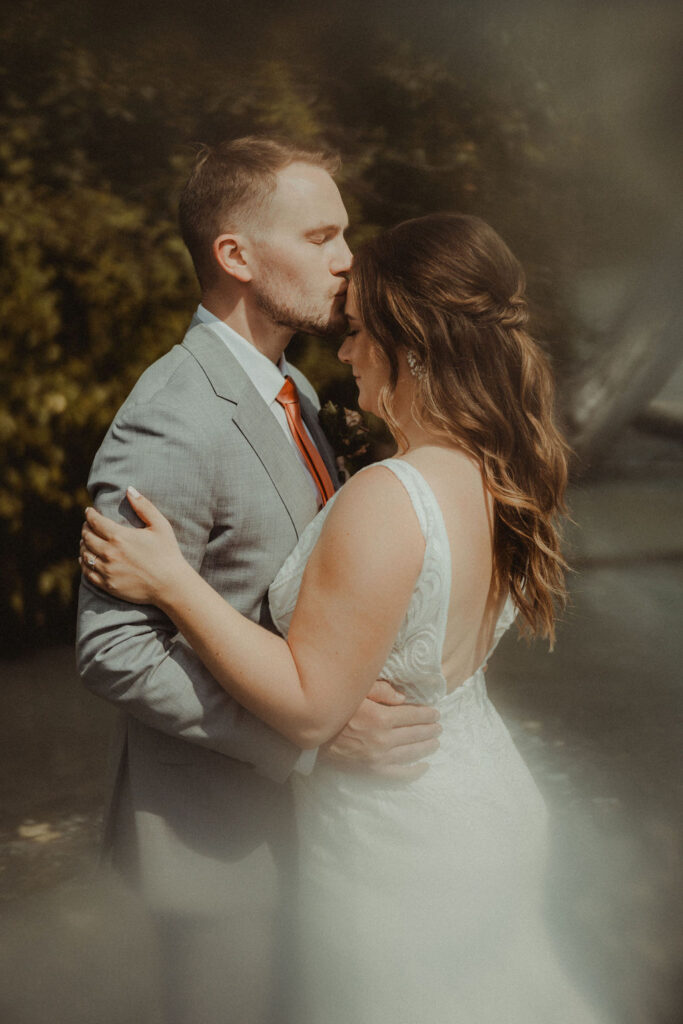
213,233,253,283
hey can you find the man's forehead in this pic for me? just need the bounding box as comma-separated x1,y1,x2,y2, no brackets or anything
276,161,335,192
269,162,347,219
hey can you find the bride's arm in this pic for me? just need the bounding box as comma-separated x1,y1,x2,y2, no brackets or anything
81,469,424,749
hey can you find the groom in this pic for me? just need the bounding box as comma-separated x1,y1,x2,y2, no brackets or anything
76,136,440,1023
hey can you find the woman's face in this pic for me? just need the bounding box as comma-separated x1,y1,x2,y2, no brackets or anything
337,283,391,416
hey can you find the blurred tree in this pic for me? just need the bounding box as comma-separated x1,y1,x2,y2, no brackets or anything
0,52,196,646
0,0,635,648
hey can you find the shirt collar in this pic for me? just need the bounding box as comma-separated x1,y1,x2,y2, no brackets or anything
196,304,292,406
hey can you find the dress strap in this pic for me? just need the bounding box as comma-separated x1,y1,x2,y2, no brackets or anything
366,458,452,617
366,458,435,540
365,457,453,695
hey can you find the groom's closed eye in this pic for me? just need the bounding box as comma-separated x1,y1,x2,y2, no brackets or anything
306,232,334,245
304,224,347,245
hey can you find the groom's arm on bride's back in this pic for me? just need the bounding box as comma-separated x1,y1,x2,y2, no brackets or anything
321,678,441,780
76,366,301,784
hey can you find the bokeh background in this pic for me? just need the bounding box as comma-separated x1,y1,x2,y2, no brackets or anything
0,1,681,1021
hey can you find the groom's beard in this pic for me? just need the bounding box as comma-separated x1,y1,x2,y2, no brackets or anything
254,286,347,339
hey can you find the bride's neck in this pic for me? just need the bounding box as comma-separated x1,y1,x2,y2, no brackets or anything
387,382,451,453
396,418,444,454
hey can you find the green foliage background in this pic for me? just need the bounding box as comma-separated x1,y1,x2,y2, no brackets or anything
0,0,675,649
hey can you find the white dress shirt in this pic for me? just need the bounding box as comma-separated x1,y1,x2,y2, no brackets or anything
195,305,319,774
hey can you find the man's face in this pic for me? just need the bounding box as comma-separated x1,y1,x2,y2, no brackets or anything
246,162,352,338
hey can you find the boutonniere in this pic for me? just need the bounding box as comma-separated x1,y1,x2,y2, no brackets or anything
318,401,372,481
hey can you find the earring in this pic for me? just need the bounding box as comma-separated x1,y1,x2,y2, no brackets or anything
405,350,427,380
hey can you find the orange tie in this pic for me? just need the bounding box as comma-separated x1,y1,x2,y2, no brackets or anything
276,376,336,506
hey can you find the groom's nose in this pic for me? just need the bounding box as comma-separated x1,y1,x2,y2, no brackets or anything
332,237,353,275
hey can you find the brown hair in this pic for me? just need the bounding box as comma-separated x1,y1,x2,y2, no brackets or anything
351,213,570,644
179,136,340,288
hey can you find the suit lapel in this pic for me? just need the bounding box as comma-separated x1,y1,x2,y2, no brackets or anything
182,324,318,537
232,400,319,536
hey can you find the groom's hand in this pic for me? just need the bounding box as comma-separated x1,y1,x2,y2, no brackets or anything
320,680,441,780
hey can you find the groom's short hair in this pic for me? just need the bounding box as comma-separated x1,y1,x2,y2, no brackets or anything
179,136,340,288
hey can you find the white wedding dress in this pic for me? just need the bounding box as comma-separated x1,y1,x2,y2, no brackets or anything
269,458,605,1024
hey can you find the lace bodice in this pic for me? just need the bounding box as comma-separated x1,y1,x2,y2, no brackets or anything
269,457,516,704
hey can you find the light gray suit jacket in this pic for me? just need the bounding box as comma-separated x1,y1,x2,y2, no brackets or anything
76,320,339,913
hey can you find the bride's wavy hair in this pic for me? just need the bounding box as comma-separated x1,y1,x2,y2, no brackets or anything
350,213,570,644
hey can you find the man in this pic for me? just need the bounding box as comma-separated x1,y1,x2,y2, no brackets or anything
76,137,440,1023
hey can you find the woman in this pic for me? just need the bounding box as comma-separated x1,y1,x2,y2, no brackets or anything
81,213,604,1022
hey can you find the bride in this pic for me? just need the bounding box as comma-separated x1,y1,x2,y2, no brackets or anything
80,213,605,1022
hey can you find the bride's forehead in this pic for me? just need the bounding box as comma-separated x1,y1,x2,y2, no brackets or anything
344,283,361,320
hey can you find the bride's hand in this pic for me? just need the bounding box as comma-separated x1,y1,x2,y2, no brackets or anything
79,486,188,605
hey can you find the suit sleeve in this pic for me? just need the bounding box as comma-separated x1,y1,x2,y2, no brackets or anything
76,392,302,784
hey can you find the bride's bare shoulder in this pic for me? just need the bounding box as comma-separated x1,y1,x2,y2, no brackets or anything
316,462,425,573
401,444,480,479
398,446,493,555
329,460,421,521
401,446,488,503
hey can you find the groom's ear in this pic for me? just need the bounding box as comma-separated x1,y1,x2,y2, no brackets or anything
213,233,253,283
